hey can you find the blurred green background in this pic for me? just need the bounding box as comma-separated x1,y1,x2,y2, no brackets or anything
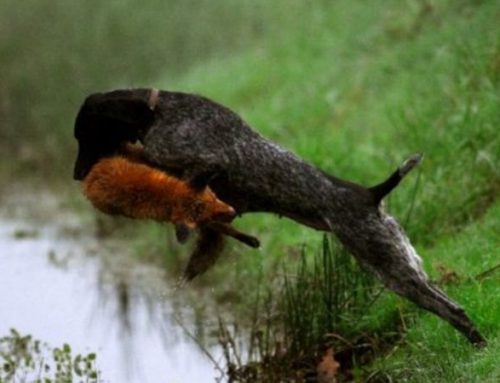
0,0,282,176
1,0,498,381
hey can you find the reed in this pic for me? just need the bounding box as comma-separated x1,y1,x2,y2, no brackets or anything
282,236,380,356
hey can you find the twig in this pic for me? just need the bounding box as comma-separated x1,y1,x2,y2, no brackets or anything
475,263,500,281
172,313,225,376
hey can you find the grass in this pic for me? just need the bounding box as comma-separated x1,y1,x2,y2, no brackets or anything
281,237,380,357
368,202,500,382
0,329,101,382
215,195,500,382
211,236,389,382
2,0,499,381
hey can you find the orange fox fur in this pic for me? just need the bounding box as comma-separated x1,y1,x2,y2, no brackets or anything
81,143,259,281
82,154,235,228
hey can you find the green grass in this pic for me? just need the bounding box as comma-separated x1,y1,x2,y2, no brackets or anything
0,329,101,382
281,237,379,354
369,202,500,382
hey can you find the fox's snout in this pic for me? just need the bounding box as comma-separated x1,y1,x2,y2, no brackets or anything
187,191,237,225
208,198,236,222
211,205,236,223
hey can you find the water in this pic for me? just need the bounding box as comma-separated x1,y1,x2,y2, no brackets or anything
0,191,224,383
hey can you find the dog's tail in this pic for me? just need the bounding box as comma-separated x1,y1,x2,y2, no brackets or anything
369,153,423,205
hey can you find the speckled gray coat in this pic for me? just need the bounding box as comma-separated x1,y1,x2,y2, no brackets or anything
73,88,486,346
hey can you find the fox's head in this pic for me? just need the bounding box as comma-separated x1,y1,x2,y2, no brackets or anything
174,188,236,229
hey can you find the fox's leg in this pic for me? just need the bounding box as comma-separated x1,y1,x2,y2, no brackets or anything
207,222,260,248
180,223,260,282
175,223,192,243
181,227,225,282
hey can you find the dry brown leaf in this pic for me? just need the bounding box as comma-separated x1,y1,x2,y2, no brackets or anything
317,347,340,383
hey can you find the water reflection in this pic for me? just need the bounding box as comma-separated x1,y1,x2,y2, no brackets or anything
0,211,224,383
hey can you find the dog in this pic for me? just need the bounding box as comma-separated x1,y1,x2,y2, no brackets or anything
73,88,486,346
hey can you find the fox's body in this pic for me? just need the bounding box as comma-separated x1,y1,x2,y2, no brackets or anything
82,143,258,280
82,154,235,228
73,88,486,346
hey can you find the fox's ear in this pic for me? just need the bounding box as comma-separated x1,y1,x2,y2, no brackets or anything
187,170,218,191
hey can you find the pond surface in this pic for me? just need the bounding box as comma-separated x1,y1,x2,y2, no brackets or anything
0,189,224,383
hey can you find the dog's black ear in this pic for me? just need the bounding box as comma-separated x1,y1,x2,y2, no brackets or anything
187,172,215,191
184,166,223,192
369,154,423,205
74,89,156,140
73,89,158,180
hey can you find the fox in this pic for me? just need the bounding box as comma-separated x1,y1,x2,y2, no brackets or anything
82,149,234,227
73,88,486,346
81,143,259,280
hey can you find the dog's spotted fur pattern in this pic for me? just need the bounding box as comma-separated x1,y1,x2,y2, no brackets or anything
73,89,486,346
